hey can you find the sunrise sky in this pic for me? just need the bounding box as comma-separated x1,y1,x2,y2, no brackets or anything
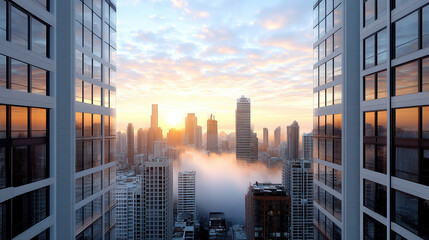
115,0,314,137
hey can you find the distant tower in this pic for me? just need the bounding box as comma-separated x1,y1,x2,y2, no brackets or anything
302,132,313,161
194,125,202,151
178,171,196,221
287,121,299,160
137,128,148,154
148,104,162,154
263,128,268,151
207,114,219,153
235,96,252,162
127,123,135,164
250,132,258,161
274,126,281,147
185,113,197,145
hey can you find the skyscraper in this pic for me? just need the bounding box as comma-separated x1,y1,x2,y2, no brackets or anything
116,179,137,239
207,114,219,153
185,113,197,145
250,132,258,161
0,0,117,239
194,125,202,151
148,104,162,154
312,0,359,238
262,128,269,151
245,183,291,240
167,128,183,147
137,128,148,154
274,126,281,147
359,1,429,240
302,132,313,161
127,123,135,164
178,171,196,221
287,120,299,160
235,96,252,161
284,160,313,239
141,157,174,239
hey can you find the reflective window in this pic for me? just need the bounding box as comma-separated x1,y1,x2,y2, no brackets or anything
423,6,429,49
319,89,326,107
12,146,28,186
84,141,92,170
84,113,92,137
84,55,92,78
11,59,28,92
84,5,92,30
31,144,47,181
364,74,375,101
364,0,375,26
76,141,83,171
364,35,375,69
76,112,83,137
110,47,116,65
103,65,109,84
377,111,387,137
0,1,6,40
84,27,92,50
11,106,28,138
31,108,46,137
395,11,418,58
75,22,83,47
334,54,342,80
93,0,102,16
76,51,83,75
364,144,376,171
93,35,101,58
319,41,325,60
76,0,83,23
110,6,116,29
104,89,109,108
93,14,101,37
326,35,333,56
363,214,387,240
326,87,333,106
110,28,116,49
395,107,418,138
326,12,333,32
424,107,429,139
31,67,47,95
395,147,419,182
334,30,341,51
365,112,375,137
377,0,387,18
93,85,101,106
423,57,429,92
364,179,386,217
326,59,333,83
93,114,101,137
395,61,418,96
93,140,101,167
76,177,83,202
110,69,116,87
377,29,387,64
93,171,102,193
76,79,83,102
0,105,5,139
319,63,325,85
333,5,342,27
84,174,92,198
93,61,101,81
334,114,341,137
84,82,92,104
31,18,47,58
393,190,419,235
11,7,28,49
377,70,387,99
0,55,5,88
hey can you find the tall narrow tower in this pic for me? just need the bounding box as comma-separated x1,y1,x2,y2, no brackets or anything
287,121,299,160
207,114,219,153
185,113,197,145
178,171,196,221
235,96,252,162
127,123,135,164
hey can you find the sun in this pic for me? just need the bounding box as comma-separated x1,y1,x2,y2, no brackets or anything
166,112,181,128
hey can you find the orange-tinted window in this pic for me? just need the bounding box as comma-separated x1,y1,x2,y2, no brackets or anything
11,106,28,138
31,108,46,137
395,107,418,138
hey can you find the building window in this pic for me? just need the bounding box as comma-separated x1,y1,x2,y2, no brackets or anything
364,111,387,174
363,213,386,240
363,179,386,217
394,11,419,58
314,114,342,165
394,106,429,186
364,70,387,100
393,190,429,238
394,60,418,96
364,0,386,27
364,29,387,69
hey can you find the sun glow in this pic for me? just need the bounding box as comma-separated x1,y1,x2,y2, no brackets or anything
166,112,182,127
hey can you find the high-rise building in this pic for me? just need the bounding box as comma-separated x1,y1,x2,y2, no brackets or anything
194,125,202,151
137,128,148,154
116,179,137,240
312,0,359,239
141,156,174,239
185,113,197,145
235,96,252,161
127,123,135,164
178,171,196,221
262,128,268,151
284,160,313,239
358,1,429,240
274,126,281,147
148,104,162,155
207,114,219,153
302,132,313,161
250,132,258,161
153,140,166,157
245,183,290,240
209,212,227,240
167,128,183,147
287,121,299,160
0,0,117,239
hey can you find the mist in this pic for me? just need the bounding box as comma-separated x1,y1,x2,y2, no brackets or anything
173,150,282,224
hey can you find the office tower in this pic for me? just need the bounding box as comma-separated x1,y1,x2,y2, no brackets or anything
235,96,252,161
194,125,202,150
245,183,291,239
274,126,281,147
116,180,136,239
284,160,313,239
262,128,268,151
302,132,313,161
209,212,227,240
178,171,196,221
137,128,147,154
250,132,258,161
312,0,359,239
359,1,429,240
167,128,183,147
148,104,162,154
127,123,135,164
207,114,219,153
153,140,166,157
0,0,117,239
141,157,174,239
185,113,197,145
287,120,299,160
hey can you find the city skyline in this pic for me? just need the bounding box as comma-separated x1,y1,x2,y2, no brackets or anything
115,0,314,134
